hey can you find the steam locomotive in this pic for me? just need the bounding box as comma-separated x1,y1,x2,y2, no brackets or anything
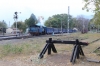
28,25,75,36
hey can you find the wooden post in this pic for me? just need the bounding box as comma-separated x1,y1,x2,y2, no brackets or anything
70,45,77,62
72,45,78,64
48,38,57,54
51,44,57,53
39,38,88,64
48,38,52,55
38,43,50,59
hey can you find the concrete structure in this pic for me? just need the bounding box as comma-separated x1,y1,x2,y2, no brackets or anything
6,27,13,34
6,27,21,34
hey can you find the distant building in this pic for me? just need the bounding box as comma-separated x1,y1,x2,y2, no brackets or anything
12,28,21,34
6,27,21,34
6,27,13,33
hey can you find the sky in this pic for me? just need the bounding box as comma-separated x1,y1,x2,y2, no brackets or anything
0,0,94,27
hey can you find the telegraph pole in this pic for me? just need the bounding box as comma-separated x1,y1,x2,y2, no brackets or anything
9,21,10,27
82,20,85,33
67,6,70,34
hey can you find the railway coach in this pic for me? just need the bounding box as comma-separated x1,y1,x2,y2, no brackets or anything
28,25,76,36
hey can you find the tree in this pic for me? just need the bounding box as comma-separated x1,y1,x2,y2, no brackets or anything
91,12,100,25
45,14,74,29
0,20,7,28
82,0,100,12
83,0,100,31
45,17,60,28
76,15,90,32
25,13,38,27
12,21,26,32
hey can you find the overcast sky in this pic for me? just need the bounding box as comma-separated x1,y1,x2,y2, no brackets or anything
0,0,93,27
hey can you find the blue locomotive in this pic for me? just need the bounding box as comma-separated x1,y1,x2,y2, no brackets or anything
28,25,75,36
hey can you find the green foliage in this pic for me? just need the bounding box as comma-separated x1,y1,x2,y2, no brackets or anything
72,18,78,27
94,47,100,55
0,43,42,58
0,44,29,57
45,14,74,29
25,13,38,27
91,12,100,25
83,0,100,29
83,0,100,12
0,20,7,28
2,44,23,56
13,21,26,32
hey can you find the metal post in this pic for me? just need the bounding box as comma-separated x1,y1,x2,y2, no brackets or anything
9,21,10,27
2,20,4,36
68,6,70,34
16,18,17,36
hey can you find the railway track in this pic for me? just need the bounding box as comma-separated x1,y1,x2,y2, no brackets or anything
0,33,100,45
89,38,100,44
0,35,32,41
0,34,55,41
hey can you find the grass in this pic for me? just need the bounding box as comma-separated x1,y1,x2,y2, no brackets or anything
0,43,42,58
0,32,100,58
0,32,100,66
93,47,100,56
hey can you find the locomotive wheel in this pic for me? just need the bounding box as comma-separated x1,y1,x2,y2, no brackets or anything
36,33,39,36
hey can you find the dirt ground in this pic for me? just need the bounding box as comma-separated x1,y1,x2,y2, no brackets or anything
0,33,100,66
0,51,100,66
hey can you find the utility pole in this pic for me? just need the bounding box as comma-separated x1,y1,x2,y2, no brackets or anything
61,16,62,34
9,21,10,27
2,20,4,36
67,6,70,34
82,20,85,33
